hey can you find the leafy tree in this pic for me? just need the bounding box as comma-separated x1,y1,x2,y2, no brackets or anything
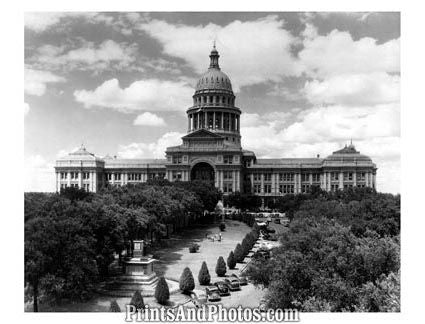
155,277,170,305
179,267,195,294
59,186,91,202
234,243,244,263
215,256,227,277
130,290,144,309
198,261,211,285
227,251,236,269
110,300,121,312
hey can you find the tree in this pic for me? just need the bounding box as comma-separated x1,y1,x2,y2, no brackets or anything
198,261,211,285
110,300,121,312
215,256,227,277
130,290,145,309
179,267,195,294
227,251,236,269
234,243,245,263
155,277,170,305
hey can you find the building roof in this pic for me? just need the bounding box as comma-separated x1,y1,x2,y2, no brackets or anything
57,144,103,162
195,46,233,92
324,144,373,163
250,158,323,169
104,158,167,169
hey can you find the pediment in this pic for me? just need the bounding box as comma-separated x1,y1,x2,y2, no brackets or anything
182,129,224,139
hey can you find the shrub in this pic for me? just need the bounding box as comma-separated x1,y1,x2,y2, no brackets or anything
189,243,200,253
215,256,227,277
198,261,211,285
227,251,236,269
219,222,226,231
234,243,244,263
179,267,195,294
129,290,144,309
109,300,121,312
241,237,250,255
154,276,170,305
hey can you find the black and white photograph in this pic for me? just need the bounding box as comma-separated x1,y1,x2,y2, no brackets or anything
6,1,422,323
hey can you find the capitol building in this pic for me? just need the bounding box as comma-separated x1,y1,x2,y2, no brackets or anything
55,46,377,198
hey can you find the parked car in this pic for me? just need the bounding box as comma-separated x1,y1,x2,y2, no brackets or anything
205,286,221,302
213,281,230,296
266,227,276,234
231,273,248,286
191,289,208,306
253,250,270,260
224,278,241,291
274,218,280,224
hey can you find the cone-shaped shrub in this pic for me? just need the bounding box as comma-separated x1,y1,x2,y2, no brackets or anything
130,290,144,309
234,243,244,263
179,267,195,294
198,261,211,285
215,256,227,277
241,237,250,255
155,276,170,305
227,251,236,269
110,300,121,312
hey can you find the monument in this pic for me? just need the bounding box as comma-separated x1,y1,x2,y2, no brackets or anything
122,240,158,285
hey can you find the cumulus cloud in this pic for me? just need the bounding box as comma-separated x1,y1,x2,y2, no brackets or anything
74,78,193,113
133,112,166,127
29,40,138,72
304,72,400,106
118,132,185,159
137,15,302,90
25,155,55,192
299,25,400,77
24,68,65,96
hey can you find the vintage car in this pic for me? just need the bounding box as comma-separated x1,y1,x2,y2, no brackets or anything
259,297,268,312
213,281,231,296
224,278,241,291
205,286,221,302
190,289,208,305
231,273,248,286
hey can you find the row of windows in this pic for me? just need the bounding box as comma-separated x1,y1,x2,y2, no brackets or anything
194,95,234,106
223,171,233,180
105,173,165,181
223,182,233,193
60,172,90,180
249,172,370,183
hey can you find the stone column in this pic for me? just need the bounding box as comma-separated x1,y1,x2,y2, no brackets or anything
93,172,97,192
220,171,224,192
260,174,264,194
353,171,357,187
67,171,71,187
339,172,344,189
205,111,207,128
215,170,219,188
221,112,224,130
55,172,59,192
121,173,125,186
197,113,200,130
213,111,216,129
235,170,240,192
309,173,313,185
250,173,254,192
232,170,236,192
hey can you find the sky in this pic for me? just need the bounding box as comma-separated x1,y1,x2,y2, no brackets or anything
24,12,400,193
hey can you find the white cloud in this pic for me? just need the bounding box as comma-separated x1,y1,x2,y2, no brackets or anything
118,132,185,159
74,78,193,113
24,155,55,192
29,40,138,72
24,68,65,96
24,102,30,116
304,72,400,106
133,112,166,127
299,26,400,77
137,15,302,90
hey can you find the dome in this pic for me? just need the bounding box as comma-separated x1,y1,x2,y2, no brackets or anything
194,45,233,92
195,69,233,92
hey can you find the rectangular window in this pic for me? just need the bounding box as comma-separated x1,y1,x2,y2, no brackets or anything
357,172,366,181
264,184,272,193
301,174,309,182
264,173,272,182
279,184,294,194
223,171,233,180
312,173,320,182
253,184,261,194
70,172,78,180
279,173,294,182
331,172,339,181
331,184,339,191
172,155,182,164
344,172,353,181
172,171,182,181
223,155,233,164
301,184,310,193
253,173,261,182
60,172,67,180
82,172,90,180
223,182,233,193
115,173,121,181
